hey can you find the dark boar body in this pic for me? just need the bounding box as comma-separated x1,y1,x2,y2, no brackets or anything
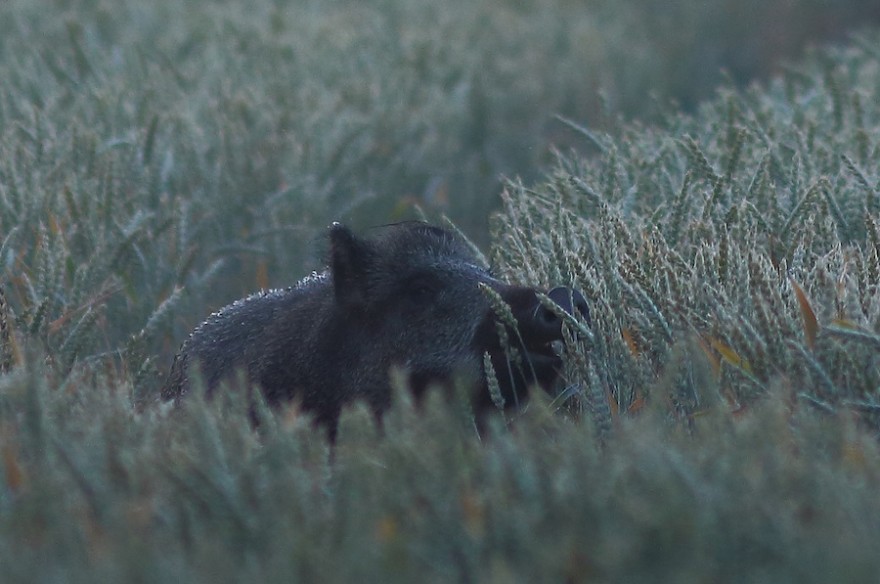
163,222,589,439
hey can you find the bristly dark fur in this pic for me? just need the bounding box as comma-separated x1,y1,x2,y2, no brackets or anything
162,221,589,440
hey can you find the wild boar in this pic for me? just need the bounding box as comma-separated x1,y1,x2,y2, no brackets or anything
162,221,589,439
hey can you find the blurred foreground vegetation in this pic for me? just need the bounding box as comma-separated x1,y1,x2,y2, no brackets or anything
1,0,880,581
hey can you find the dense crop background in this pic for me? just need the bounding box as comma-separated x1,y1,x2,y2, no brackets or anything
1,0,880,582
495,36,880,432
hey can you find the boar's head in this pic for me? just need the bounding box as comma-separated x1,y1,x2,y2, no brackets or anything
328,222,590,420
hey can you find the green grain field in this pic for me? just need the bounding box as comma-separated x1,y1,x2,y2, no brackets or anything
1,1,880,582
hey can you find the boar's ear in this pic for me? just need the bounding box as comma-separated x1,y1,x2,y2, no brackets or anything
329,223,374,309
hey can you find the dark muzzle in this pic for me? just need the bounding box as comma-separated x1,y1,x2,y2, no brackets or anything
528,286,592,344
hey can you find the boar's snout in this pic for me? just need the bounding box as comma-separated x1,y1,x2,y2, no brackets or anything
533,286,591,335
484,285,590,354
474,284,590,418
